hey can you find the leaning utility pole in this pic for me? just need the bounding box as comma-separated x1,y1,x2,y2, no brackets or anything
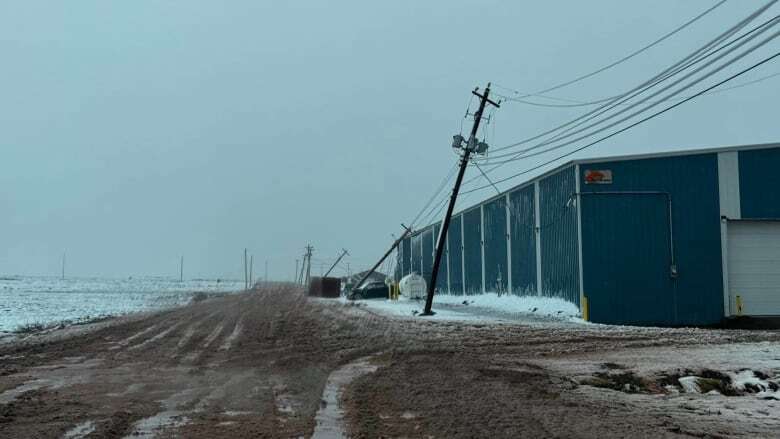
352,225,412,292
422,83,499,316
303,245,314,286
324,248,349,277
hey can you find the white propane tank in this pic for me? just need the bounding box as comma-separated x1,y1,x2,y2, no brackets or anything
399,273,427,300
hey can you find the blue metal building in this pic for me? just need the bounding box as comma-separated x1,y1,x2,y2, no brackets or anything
397,142,780,326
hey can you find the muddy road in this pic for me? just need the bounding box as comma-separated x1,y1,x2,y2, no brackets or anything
1,285,779,438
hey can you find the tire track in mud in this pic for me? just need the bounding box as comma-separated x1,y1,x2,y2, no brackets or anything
202,322,225,349
109,324,160,350
219,316,244,351
128,321,184,351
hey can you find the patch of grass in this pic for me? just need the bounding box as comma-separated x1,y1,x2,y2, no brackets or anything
658,369,740,396
585,371,648,393
191,291,210,302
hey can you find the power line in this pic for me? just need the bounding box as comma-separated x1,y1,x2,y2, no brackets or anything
475,20,780,167
466,12,779,182
408,161,459,228
494,70,780,108
462,49,780,195
493,0,728,98
486,3,777,157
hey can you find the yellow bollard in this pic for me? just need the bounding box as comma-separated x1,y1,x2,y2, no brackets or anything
582,296,589,321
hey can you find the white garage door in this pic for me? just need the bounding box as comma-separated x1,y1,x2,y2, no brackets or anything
727,221,780,316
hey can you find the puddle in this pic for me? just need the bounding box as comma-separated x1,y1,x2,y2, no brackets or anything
0,358,102,404
126,410,189,438
106,382,144,397
311,356,379,439
0,379,47,404
123,389,195,438
63,420,96,438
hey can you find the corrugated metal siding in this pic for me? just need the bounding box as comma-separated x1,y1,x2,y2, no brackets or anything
410,233,422,276
463,207,483,295
508,185,536,295
421,227,434,286
539,166,580,306
483,197,508,293
448,214,464,295
433,223,448,292
401,236,412,277
580,153,722,325
394,254,402,282
739,147,780,219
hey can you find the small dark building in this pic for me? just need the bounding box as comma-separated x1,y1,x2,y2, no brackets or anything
307,276,341,298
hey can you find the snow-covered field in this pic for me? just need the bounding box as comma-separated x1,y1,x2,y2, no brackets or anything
0,276,243,332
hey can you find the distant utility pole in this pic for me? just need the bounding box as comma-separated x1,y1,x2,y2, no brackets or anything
61,252,66,281
323,248,349,277
179,256,184,282
244,248,248,290
264,259,268,283
352,225,412,292
304,245,314,286
422,83,499,316
249,255,254,288
295,259,299,283
297,252,307,284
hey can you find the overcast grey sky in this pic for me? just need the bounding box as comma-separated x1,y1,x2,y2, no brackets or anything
2,1,779,280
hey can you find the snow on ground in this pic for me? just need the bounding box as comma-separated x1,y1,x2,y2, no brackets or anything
339,296,492,321
339,292,583,324
434,292,581,319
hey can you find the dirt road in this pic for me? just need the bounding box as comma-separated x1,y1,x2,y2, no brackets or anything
1,285,779,438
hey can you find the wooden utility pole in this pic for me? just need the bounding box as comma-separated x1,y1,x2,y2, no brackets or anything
244,248,248,290
324,248,349,277
352,225,411,292
179,256,184,282
295,259,299,283
264,259,268,283
297,252,307,284
61,252,66,280
422,83,499,316
303,245,314,286
249,255,254,288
